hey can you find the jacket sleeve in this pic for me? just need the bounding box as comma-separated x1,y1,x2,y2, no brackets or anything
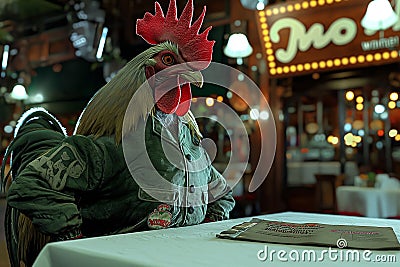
205,165,235,221
6,135,112,240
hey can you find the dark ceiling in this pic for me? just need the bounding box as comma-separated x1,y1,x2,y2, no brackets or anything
0,0,238,114
0,0,231,46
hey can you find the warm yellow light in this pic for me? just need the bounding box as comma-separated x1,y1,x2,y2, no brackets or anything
383,52,390,59
262,30,269,36
388,101,396,109
390,92,399,101
334,59,341,66
389,129,398,138
273,8,279,14
277,67,283,74
391,51,398,58
206,97,214,107
356,103,364,110
344,132,353,139
290,65,297,72
319,61,326,68
341,57,349,65
295,3,301,10
287,5,294,11
344,133,354,145
366,54,373,62
269,62,276,68
318,0,325,5
267,55,274,61
266,10,272,16
331,137,339,145
311,62,318,69
350,56,357,64
345,91,354,101
328,135,339,145
270,68,277,75
304,63,311,70
259,11,265,16
297,64,304,71
326,60,333,67
261,23,268,29
265,42,272,48
192,98,197,102
344,132,360,147
302,1,309,8
374,53,382,61
266,49,273,55
396,134,400,141
356,96,364,103
358,55,365,63
327,0,333,3
283,66,290,73
280,7,286,13
216,96,224,102
260,17,266,23
310,1,317,7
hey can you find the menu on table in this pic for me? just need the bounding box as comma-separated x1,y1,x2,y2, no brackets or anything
217,218,400,250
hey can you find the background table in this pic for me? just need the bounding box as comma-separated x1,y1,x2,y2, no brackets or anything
287,161,358,186
336,186,400,218
33,211,400,267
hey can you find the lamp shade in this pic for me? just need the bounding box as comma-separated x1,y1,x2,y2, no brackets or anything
361,0,399,31
223,33,253,59
240,0,269,10
10,84,28,100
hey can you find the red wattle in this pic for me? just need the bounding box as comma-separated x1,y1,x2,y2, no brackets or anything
175,83,191,116
155,87,180,114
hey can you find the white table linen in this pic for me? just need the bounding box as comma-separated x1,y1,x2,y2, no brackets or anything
336,186,400,218
34,211,400,267
287,161,358,186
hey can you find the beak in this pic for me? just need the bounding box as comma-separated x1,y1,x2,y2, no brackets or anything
180,71,204,88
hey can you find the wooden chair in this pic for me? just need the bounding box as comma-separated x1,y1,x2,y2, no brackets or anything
314,174,344,213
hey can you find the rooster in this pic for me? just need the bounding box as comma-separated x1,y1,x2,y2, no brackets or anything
1,0,235,266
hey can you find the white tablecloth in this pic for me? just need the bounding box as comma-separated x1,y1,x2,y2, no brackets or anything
287,161,358,186
336,186,400,218
33,212,400,267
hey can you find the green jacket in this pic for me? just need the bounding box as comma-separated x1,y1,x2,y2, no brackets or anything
6,111,235,240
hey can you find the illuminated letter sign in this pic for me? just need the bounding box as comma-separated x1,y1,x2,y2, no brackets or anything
258,0,400,77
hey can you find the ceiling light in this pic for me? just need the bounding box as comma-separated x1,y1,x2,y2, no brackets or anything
361,0,398,31
10,84,28,100
224,33,253,65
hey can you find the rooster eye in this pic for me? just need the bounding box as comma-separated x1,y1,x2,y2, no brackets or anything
162,54,175,66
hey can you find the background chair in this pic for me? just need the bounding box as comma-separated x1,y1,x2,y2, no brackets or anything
314,174,344,213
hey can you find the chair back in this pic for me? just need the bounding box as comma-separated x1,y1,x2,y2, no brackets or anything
314,174,344,213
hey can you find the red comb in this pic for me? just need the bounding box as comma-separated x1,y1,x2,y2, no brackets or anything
136,0,215,69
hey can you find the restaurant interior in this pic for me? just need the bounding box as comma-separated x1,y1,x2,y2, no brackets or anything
0,0,400,266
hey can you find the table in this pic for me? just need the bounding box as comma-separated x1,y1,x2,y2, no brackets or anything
336,186,400,218
33,212,400,267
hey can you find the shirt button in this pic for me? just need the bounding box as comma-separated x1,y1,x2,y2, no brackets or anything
189,185,195,193
185,154,192,161
188,206,194,214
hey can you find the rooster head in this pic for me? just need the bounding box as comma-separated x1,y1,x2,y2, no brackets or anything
136,0,215,116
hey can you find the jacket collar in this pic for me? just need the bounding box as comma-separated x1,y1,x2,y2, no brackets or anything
151,110,182,145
